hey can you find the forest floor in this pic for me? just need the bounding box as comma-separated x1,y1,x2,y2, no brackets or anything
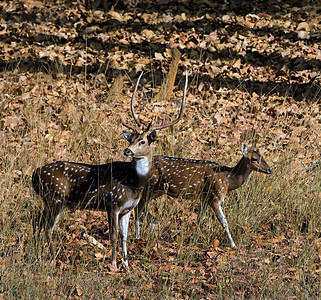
1,0,321,298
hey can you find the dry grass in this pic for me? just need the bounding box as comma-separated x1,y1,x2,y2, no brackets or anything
1,67,320,299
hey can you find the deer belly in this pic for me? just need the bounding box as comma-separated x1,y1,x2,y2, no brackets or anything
119,198,140,215
166,181,202,198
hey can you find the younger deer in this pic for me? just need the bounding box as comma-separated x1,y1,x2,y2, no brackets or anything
135,143,272,248
32,72,188,268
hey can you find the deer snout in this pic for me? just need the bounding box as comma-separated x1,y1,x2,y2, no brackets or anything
124,148,134,157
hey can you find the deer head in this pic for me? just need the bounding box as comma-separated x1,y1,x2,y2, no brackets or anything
241,143,272,174
121,71,188,155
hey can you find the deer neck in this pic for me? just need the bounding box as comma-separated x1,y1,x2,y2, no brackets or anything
227,157,252,191
131,154,153,188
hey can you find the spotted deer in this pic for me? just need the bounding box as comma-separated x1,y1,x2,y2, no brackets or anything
135,143,272,248
32,72,188,268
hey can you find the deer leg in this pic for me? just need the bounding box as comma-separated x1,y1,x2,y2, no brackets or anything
109,210,119,267
50,204,65,236
135,198,156,239
33,206,47,255
197,201,209,225
33,205,51,243
147,211,156,234
212,199,236,248
40,203,65,256
119,212,131,268
135,199,145,239
192,200,209,242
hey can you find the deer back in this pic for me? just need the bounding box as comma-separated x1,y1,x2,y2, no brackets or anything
146,156,225,197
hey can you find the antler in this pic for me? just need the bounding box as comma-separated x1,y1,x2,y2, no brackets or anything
120,71,144,132
150,72,188,131
120,116,138,133
121,71,188,133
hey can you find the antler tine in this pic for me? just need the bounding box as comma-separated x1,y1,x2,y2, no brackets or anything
131,71,144,127
150,72,188,131
120,115,138,133
143,115,155,133
120,71,144,133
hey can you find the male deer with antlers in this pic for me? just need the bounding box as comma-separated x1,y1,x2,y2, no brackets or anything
32,72,188,268
135,141,272,248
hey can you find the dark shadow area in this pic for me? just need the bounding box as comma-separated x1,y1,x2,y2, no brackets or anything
0,0,320,102
199,73,321,102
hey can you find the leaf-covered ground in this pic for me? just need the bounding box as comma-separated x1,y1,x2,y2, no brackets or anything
1,0,321,299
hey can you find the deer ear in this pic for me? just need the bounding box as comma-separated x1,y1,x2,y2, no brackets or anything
148,130,157,144
123,131,133,143
241,143,248,156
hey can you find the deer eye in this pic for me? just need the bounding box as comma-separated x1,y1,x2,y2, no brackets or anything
140,140,145,145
